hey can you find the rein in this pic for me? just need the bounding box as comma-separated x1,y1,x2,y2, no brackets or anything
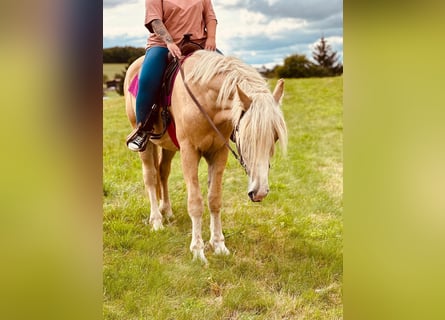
178,59,247,173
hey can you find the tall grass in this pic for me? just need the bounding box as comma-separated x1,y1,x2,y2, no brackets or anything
103,77,343,319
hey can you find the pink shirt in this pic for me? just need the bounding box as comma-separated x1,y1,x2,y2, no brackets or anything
145,0,217,48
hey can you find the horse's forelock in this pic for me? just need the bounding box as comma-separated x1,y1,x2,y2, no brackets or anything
237,94,288,170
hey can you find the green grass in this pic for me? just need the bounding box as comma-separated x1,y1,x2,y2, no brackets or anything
103,77,343,319
103,63,128,98
103,63,127,80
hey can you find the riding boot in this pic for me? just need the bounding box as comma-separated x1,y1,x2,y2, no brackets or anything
126,104,160,152
126,122,148,152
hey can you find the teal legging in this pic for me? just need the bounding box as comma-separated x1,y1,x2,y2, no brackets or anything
135,46,169,125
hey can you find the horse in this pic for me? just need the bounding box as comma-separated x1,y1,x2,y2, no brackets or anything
124,50,288,263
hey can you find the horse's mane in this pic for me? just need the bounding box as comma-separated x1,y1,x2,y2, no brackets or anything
186,50,269,107
186,50,288,167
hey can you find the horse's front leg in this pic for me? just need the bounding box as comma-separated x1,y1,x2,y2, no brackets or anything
180,145,207,263
139,143,163,230
206,149,230,256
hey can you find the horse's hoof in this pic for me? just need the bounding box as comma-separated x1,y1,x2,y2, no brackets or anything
192,249,208,264
151,219,164,231
210,241,230,255
159,202,174,219
164,211,174,220
214,245,230,256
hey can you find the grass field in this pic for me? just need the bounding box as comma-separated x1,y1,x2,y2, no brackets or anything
103,63,128,81
103,77,343,319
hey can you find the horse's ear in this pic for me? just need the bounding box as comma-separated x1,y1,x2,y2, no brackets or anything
272,78,284,104
237,85,252,110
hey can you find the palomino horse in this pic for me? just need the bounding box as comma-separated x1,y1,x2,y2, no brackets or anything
124,50,287,263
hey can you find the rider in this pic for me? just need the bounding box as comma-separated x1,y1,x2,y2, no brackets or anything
126,0,218,152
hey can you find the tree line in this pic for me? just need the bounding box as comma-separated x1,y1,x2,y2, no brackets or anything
103,37,342,88
263,37,342,78
103,46,146,64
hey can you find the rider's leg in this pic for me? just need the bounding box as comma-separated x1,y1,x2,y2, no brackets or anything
127,46,169,152
135,46,169,125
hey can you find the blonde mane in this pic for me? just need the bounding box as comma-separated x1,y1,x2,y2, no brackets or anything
186,50,288,170
186,50,270,107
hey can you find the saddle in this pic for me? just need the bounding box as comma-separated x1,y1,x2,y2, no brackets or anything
141,34,205,139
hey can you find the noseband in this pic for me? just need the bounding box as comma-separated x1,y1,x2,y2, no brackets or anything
178,60,248,174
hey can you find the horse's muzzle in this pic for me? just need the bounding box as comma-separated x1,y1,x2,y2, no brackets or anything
248,189,269,202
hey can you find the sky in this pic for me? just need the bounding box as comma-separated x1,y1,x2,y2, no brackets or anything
103,0,343,68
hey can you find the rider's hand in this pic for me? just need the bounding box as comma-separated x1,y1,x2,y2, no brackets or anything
205,37,216,51
167,42,183,59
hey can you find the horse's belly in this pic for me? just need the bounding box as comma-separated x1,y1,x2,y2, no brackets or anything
150,135,179,151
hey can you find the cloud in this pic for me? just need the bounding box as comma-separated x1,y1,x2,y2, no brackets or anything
310,12,343,30
215,0,342,21
103,1,145,38
103,0,343,66
103,35,146,48
103,0,139,9
212,1,343,66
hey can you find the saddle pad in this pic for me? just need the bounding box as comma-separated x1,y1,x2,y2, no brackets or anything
128,74,139,97
128,75,180,149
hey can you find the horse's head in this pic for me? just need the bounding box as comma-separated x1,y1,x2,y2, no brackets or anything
233,79,287,202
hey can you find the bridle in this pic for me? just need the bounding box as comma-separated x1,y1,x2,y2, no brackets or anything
178,59,248,174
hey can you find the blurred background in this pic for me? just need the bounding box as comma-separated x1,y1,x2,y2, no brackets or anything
0,1,102,319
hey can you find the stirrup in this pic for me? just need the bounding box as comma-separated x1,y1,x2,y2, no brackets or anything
140,104,160,132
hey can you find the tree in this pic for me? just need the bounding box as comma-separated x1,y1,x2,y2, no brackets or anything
275,54,315,78
312,37,343,76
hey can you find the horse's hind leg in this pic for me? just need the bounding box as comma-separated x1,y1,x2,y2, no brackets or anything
206,149,230,255
159,148,176,220
139,142,164,230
